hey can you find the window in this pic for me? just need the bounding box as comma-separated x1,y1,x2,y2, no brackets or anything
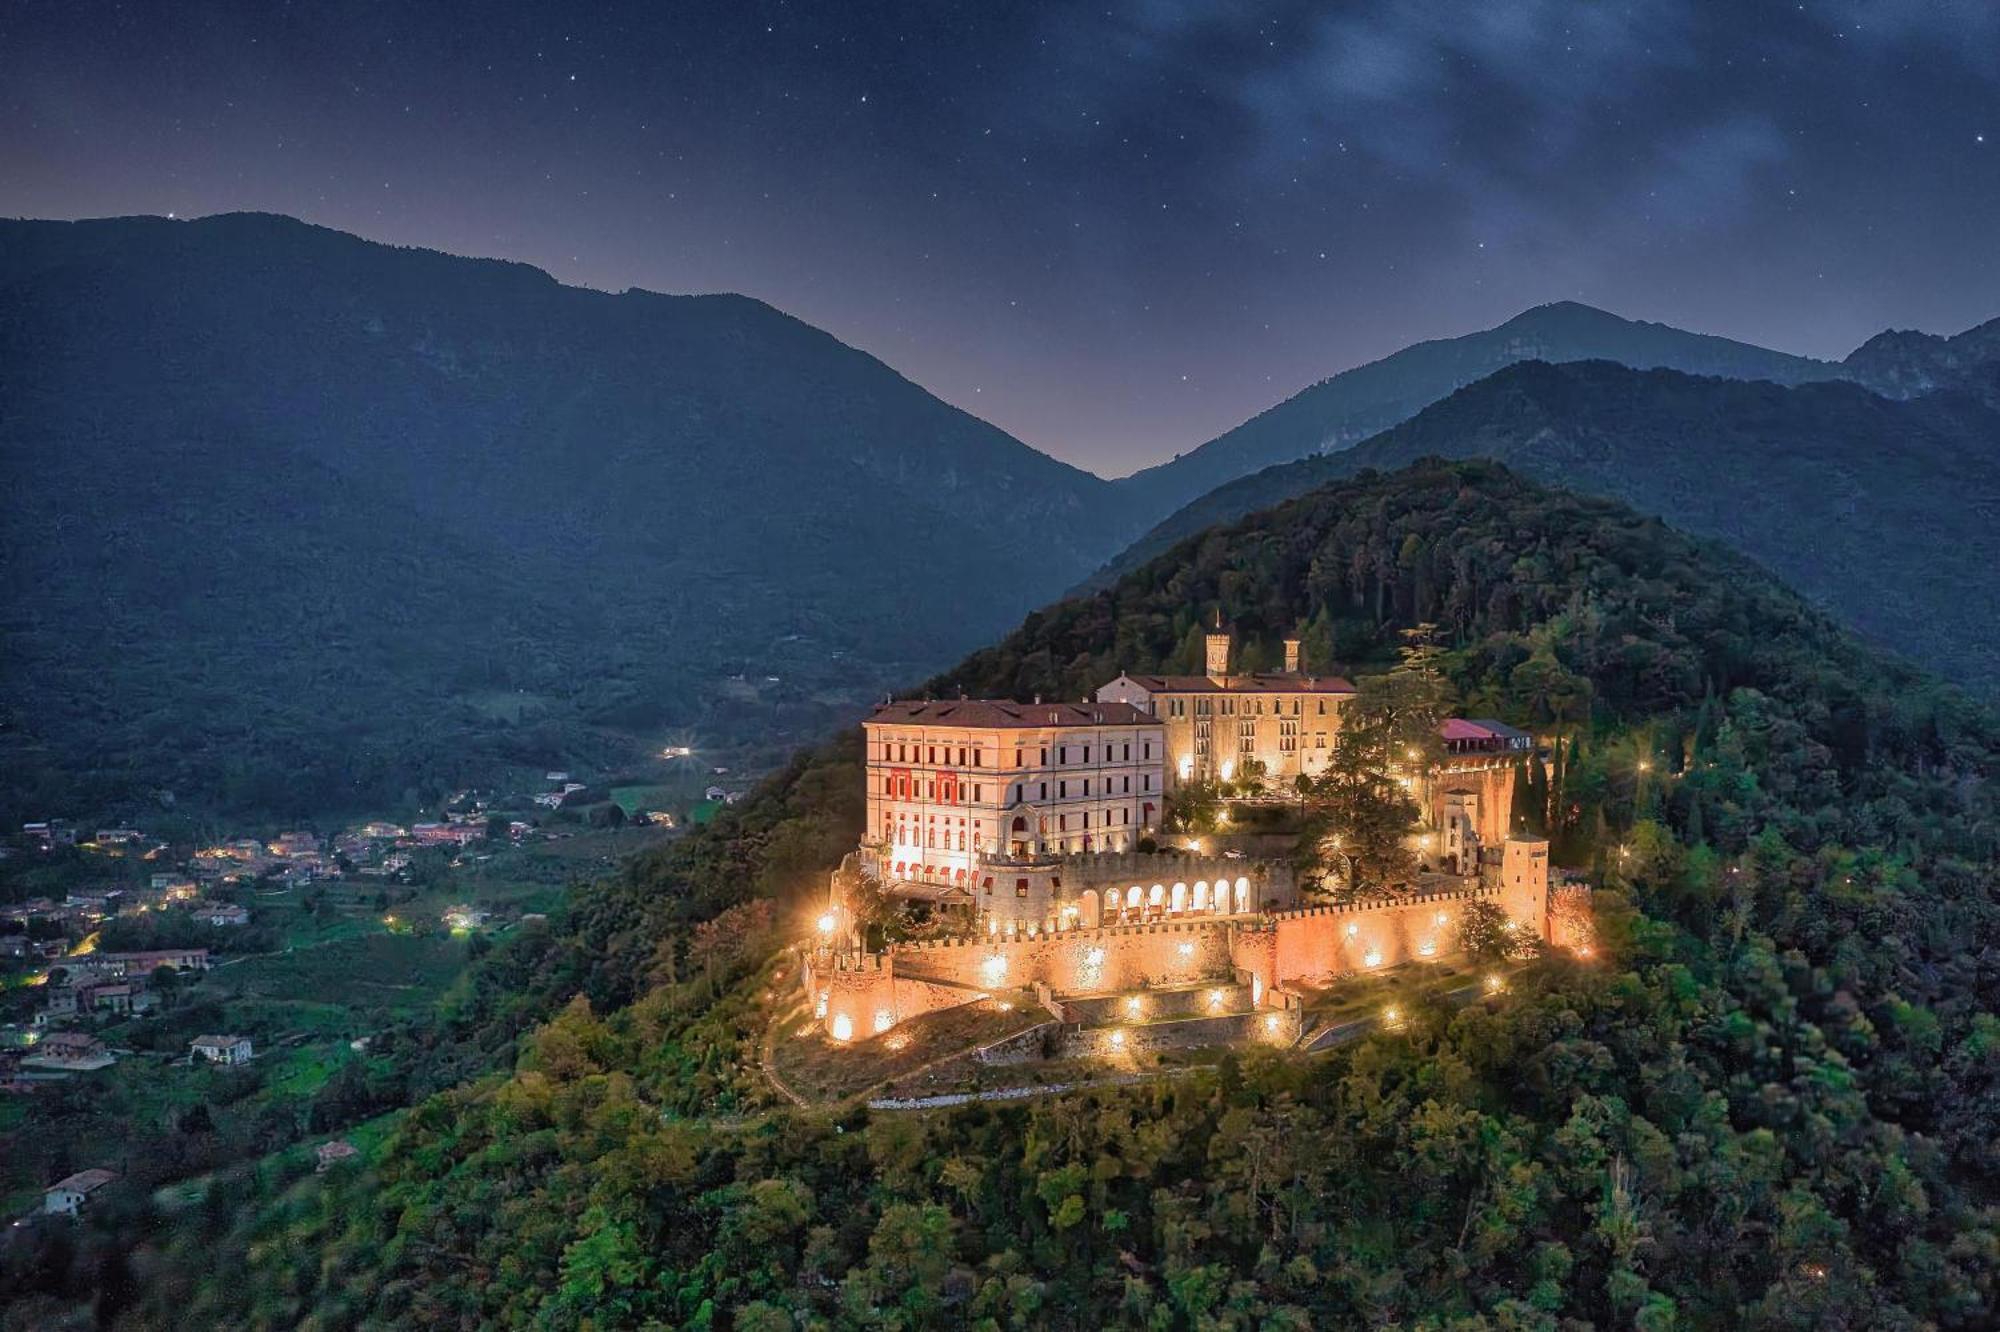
1058,746,1067,764
1083,745,1091,763
1058,780,1067,798
1015,879,1029,898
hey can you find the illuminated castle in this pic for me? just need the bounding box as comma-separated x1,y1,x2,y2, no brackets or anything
1097,620,1355,788
802,623,1585,1052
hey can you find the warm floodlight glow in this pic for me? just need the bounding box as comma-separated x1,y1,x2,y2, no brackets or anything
1084,947,1104,968
873,1009,894,1034
815,993,828,1019
1434,911,1448,926
1382,1005,1401,1026
1417,939,1436,957
1208,989,1225,1010
981,954,1008,984
1177,755,1194,781
1263,1013,1281,1034
1108,1030,1127,1050
1177,942,1194,959
1219,759,1235,782
830,1013,854,1042
1125,995,1144,1017
1485,974,1505,994
1364,949,1383,968
1345,923,1359,937
815,912,837,935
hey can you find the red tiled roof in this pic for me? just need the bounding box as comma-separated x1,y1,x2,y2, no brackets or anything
1114,673,1356,695
866,700,1159,729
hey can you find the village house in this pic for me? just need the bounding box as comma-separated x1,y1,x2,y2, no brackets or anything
27,1031,112,1068
315,1140,360,1172
91,948,210,976
43,1168,117,1216
411,822,484,847
193,900,250,927
190,1033,254,1066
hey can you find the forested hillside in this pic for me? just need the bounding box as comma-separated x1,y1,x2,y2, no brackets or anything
29,460,1996,1330
1093,360,2000,694
0,214,1146,822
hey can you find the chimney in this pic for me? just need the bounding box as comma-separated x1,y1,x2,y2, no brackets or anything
1284,638,1301,674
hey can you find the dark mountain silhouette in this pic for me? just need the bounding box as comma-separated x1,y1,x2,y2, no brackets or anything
1110,300,1840,517
1843,315,2000,407
0,213,1149,818
1092,360,2000,692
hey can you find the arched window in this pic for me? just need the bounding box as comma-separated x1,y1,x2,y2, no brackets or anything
1193,880,1210,912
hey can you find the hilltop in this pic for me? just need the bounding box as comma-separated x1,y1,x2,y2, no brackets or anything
1093,359,2000,692
73,460,1999,1330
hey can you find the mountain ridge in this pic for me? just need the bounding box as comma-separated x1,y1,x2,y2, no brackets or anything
1107,298,1842,514
1089,358,2000,693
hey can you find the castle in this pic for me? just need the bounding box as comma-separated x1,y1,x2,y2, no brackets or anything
803,622,1584,1052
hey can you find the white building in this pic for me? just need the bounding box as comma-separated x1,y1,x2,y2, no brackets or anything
863,699,1166,898
190,1033,253,1066
43,1168,117,1215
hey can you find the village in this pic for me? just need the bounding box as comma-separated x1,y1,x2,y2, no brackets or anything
0,765,732,1222
775,620,1593,1105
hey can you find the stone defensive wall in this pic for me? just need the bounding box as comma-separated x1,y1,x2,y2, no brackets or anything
808,879,1543,1041
1057,1008,1303,1058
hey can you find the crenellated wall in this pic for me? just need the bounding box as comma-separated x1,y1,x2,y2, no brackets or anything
808,836,1561,1042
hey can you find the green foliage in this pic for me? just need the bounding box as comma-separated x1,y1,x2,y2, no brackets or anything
62,460,2000,1329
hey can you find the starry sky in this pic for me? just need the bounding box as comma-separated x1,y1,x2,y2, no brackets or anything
4,1,1997,477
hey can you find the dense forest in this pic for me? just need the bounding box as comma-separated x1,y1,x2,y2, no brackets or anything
1092,359,2000,696
10,460,1998,1329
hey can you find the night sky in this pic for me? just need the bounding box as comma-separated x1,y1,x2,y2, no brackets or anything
5,1,1996,477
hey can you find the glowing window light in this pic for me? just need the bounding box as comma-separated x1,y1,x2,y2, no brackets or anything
874,1010,894,1034
830,1013,854,1042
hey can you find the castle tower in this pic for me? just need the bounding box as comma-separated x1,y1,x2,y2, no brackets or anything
1499,835,1551,938
1283,637,1302,674
1205,613,1231,682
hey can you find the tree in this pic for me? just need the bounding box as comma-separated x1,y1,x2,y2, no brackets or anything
1298,731,1420,894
